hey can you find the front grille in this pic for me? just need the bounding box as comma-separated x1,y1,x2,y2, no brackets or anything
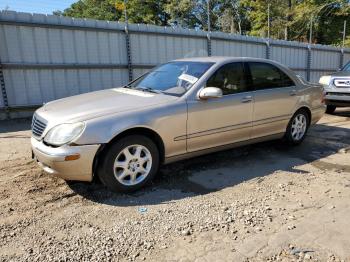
326,92,350,96
31,114,47,138
334,79,350,88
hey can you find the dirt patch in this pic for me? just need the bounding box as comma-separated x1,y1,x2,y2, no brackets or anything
1,110,350,261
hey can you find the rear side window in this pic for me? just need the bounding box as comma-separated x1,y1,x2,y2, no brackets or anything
206,62,247,95
248,62,295,90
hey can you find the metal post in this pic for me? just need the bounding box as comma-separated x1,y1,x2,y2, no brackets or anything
306,45,312,81
266,3,271,59
306,17,313,81
309,17,313,45
207,34,212,56
267,3,270,39
207,0,210,33
265,41,270,59
207,0,211,56
340,48,344,69
124,0,133,81
342,20,347,48
0,61,9,119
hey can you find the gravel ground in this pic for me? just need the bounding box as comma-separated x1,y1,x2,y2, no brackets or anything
0,110,350,262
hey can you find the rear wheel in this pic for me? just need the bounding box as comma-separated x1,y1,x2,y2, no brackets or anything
97,135,159,193
325,105,336,114
284,110,309,145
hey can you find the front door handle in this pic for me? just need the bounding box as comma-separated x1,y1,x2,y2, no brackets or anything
289,90,297,96
241,95,253,103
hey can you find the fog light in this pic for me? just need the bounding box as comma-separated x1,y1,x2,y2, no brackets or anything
64,154,80,161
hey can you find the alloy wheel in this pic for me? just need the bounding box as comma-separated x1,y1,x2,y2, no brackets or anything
113,144,152,186
291,114,307,141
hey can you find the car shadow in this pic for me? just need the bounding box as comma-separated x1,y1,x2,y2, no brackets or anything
0,118,32,133
333,107,350,118
68,117,350,207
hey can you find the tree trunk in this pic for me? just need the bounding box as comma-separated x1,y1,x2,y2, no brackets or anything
285,0,292,40
231,16,235,33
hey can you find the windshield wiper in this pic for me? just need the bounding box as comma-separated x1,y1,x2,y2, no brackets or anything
134,86,163,94
123,85,163,94
139,87,163,94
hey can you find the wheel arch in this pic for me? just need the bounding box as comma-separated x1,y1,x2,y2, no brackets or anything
92,127,165,179
294,106,312,125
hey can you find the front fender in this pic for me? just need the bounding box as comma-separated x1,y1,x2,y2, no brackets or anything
74,101,188,158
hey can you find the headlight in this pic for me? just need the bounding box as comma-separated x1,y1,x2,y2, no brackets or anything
319,75,331,86
44,122,85,146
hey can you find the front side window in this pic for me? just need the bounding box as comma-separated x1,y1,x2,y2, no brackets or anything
206,62,247,95
248,62,295,90
129,61,214,96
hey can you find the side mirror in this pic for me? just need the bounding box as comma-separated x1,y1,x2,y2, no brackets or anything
198,87,223,100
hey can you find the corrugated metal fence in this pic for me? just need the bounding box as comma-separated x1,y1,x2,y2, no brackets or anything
1,10,350,116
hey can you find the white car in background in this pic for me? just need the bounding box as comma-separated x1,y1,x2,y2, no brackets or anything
319,61,350,114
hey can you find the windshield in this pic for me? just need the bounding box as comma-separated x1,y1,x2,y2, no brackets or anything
127,61,214,96
342,62,350,71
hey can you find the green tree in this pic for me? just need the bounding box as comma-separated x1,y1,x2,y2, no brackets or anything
216,0,250,34
239,0,349,45
54,0,122,21
289,0,350,45
240,0,291,38
56,0,169,25
116,0,170,25
55,0,350,47
165,0,222,31
165,0,199,28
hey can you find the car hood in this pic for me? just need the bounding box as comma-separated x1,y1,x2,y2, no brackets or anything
36,88,178,123
331,71,350,77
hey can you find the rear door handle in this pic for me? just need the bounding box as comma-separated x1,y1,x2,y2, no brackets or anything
289,90,297,96
241,95,253,103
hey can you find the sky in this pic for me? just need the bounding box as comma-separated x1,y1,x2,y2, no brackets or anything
0,0,76,14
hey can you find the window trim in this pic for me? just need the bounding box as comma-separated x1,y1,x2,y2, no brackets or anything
246,62,295,91
205,62,252,96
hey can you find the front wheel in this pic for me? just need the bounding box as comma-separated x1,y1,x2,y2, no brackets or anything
325,105,336,114
97,135,160,193
284,110,309,145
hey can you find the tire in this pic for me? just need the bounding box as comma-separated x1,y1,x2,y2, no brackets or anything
325,105,336,114
97,135,160,193
284,109,310,145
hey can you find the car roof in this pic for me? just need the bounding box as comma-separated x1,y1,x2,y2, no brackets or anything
174,56,273,64
174,56,305,86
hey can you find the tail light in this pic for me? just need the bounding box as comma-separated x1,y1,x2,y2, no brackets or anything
321,92,325,104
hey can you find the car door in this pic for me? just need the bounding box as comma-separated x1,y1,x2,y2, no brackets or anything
186,62,254,152
247,62,299,138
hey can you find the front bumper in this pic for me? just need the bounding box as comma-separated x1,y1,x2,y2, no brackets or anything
325,92,350,107
31,137,100,182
